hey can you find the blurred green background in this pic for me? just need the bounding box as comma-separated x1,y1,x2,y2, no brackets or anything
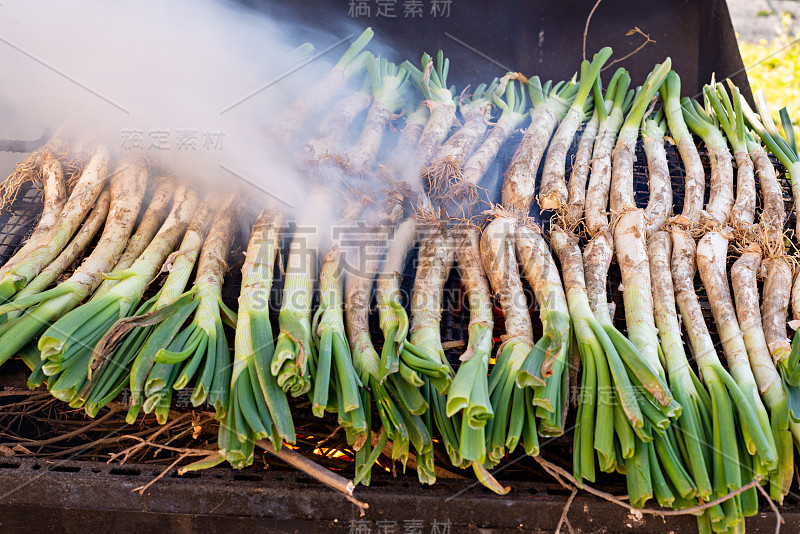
734,2,800,125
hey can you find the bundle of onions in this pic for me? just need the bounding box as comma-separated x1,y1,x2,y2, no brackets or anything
87,195,220,421
479,215,538,466
36,185,197,405
671,229,777,528
501,77,577,212
139,194,241,420
0,157,145,374
538,47,611,213
550,225,683,507
268,28,374,146
222,206,296,468
0,146,111,305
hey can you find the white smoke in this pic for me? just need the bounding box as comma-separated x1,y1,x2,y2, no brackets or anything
0,0,372,214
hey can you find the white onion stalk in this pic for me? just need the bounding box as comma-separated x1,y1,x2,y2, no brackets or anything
731,246,793,502
480,216,537,465
39,185,197,407
660,72,704,226
563,84,600,230
515,222,570,435
0,152,66,277
0,157,147,372
222,206,296,468
641,111,671,234
304,79,372,162
501,77,578,212
90,194,221,422
705,82,755,234
401,51,457,171
0,145,111,303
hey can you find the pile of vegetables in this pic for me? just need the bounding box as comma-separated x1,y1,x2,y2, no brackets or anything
4,27,800,530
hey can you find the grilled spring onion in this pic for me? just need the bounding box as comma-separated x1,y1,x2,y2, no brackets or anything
611,60,672,373
346,56,410,176
501,77,577,212
705,82,755,233
671,228,776,528
88,194,220,421
347,242,435,486
37,186,197,406
312,244,367,448
376,217,419,381
584,68,632,236
539,48,611,212
6,189,110,323
660,72,704,226
269,28,374,146
647,232,716,513
143,194,240,419
682,96,734,225
515,223,570,436
0,158,146,370
0,152,66,278
400,51,457,171
479,216,538,466
563,78,602,230
93,177,176,298
731,245,793,503
695,231,779,473
641,110,671,234
222,206,295,469
550,225,683,507
272,188,337,397
408,225,455,393
0,145,111,304
446,226,493,461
